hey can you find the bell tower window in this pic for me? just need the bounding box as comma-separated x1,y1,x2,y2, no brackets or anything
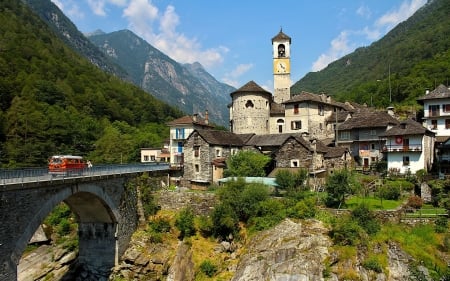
278,44,285,57
245,100,254,108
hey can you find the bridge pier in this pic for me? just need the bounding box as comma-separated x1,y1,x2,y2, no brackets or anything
78,222,118,275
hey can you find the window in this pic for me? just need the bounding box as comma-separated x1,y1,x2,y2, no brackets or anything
216,149,221,157
370,129,377,136
175,128,185,139
144,155,149,161
278,44,285,57
429,105,439,117
403,156,410,166
431,119,438,129
319,123,323,130
245,100,254,108
294,104,299,114
371,143,375,150
340,131,350,140
277,119,284,133
290,160,299,167
194,146,199,157
291,121,302,130
318,105,324,116
150,156,156,161
446,119,450,129
444,104,450,113
195,164,199,173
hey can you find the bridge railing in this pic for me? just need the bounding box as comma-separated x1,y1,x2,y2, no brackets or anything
0,163,169,186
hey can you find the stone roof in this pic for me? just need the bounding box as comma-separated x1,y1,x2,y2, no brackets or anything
231,80,272,98
417,84,450,101
245,133,313,151
379,119,434,137
324,146,348,159
167,115,212,127
337,109,399,130
326,111,351,123
271,29,291,44
284,91,347,109
194,129,245,146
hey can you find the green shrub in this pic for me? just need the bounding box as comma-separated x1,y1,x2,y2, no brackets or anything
351,203,380,235
330,217,363,246
149,217,171,233
175,207,196,239
57,218,72,236
288,197,317,219
379,184,401,200
435,216,448,233
362,256,383,273
211,203,239,239
197,215,213,237
199,260,217,277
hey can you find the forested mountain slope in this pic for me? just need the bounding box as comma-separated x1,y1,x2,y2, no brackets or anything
0,0,183,167
291,0,450,109
22,0,129,80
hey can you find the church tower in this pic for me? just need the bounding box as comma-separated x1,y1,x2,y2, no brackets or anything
272,29,291,104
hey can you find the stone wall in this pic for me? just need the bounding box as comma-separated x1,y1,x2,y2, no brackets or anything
156,190,217,216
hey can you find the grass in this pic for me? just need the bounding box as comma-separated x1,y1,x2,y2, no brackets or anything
345,196,402,210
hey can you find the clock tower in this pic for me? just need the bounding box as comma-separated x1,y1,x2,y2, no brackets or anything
272,29,291,104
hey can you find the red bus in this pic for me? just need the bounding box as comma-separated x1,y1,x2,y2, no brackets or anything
48,155,87,176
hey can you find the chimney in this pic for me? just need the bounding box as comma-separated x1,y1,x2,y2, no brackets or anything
192,113,198,122
425,89,430,95
387,106,395,116
205,110,209,125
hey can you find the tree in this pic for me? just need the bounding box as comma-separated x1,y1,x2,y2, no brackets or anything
275,169,309,194
224,150,271,177
325,169,355,208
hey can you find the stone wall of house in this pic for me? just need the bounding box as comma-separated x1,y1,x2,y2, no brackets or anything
183,132,212,185
275,138,312,168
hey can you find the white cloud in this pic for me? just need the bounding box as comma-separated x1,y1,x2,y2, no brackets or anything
87,0,106,16
376,0,426,30
356,5,371,19
52,0,84,19
222,63,253,88
312,31,352,72
312,0,426,72
122,0,226,69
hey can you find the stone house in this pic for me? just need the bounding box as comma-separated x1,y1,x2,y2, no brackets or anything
182,130,351,189
379,119,435,175
166,112,213,169
336,108,400,169
182,129,245,189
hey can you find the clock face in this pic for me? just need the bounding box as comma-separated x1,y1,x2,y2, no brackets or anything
277,62,287,73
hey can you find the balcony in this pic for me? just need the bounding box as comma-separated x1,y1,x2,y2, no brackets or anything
382,144,422,152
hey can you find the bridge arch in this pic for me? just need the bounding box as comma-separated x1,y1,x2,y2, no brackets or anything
13,183,120,277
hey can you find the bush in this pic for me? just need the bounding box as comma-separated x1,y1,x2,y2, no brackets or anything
379,184,401,200
351,203,380,235
362,256,383,273
199,260,217,277
407,195,424,209
435,216,448,233
197,215,213,237
57,218,72,236
288,197,317,219
175,207,196,239
330,217,363,246
211,203,239,239
149,217,171,233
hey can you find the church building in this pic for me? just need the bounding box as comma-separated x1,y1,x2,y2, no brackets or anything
229,29,349,140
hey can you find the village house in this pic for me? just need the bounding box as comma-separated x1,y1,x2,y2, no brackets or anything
379,119,435,175
417,84,450,175
166,111,213,169
336,108,400,169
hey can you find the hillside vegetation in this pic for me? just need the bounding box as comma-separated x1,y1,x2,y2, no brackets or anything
0,0,183,167
291,0,450,110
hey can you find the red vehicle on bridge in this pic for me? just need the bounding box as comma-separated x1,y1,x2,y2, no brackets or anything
48,155,87,176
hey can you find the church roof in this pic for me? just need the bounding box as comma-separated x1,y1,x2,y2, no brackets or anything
417,84,450,101
231,80,271,97
284,91,345,108
271,28,291,44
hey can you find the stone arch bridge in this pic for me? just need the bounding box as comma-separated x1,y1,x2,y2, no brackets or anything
0,164,169,280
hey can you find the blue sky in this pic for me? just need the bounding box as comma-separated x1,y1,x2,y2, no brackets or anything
52,0,427,91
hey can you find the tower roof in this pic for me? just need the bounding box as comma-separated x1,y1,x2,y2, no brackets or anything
230,80,272,97
272,28,291,44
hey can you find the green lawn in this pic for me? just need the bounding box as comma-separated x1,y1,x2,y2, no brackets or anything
345,196,402,210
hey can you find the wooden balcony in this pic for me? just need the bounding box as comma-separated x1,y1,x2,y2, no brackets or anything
382,144,422,152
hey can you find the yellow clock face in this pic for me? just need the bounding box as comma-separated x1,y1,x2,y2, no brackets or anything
274,59,290,73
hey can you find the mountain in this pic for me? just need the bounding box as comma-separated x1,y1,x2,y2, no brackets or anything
88,30,234,126
0,0,183,166
291,0,450,109
21,0,129,80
